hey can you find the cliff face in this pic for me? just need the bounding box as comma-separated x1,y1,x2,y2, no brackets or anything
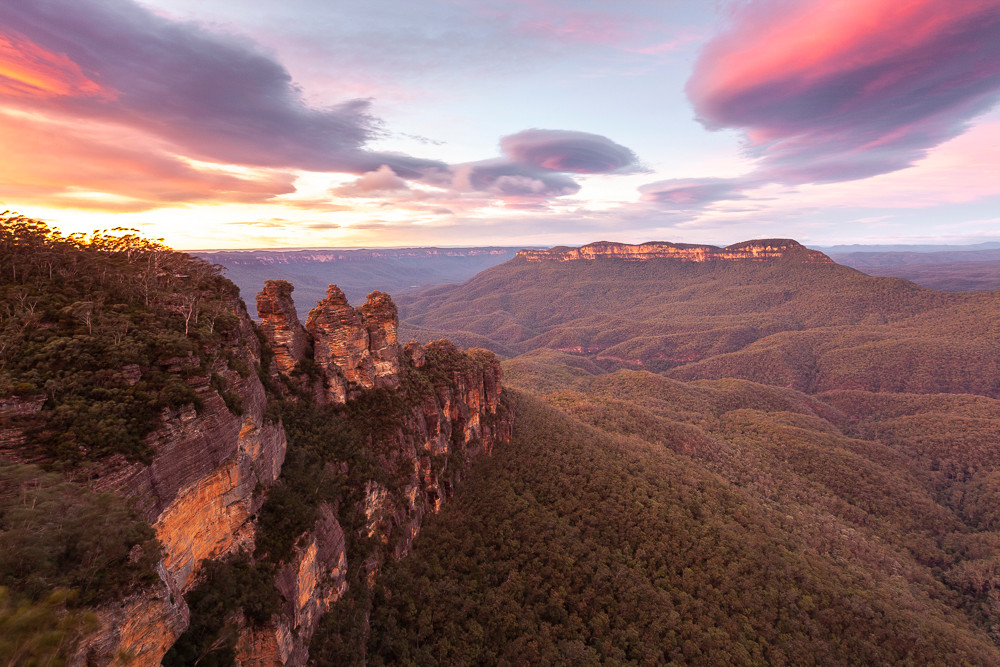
72,304,288,667
517,239,833,263
257,279,308,375
246,287,511,665
236,504,348,666
302,287,402,402
49,279,507,667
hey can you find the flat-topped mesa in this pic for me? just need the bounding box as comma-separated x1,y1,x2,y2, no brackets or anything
517,239,833,264
256,280,308,375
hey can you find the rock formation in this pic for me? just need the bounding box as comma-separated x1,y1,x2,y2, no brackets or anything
517,239,833,263
256,286,407,403
72,302,287,666
304,285,376,402
235,289,511,665
256,280,308,375
360,291,401,389
33,280,507,666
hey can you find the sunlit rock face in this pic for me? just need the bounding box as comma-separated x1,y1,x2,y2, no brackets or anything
305,285,375,403
72,303,288,667
517,239,833,263
256,279,308,376
73,284,510,667
361,291,402,390
304,286,407,402
235,505,348,666
227,334,511,666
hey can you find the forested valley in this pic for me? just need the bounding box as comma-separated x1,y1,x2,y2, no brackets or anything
5,223,1000,665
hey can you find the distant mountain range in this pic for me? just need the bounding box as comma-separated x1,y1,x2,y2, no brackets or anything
398,239,1000,395
828,246,1000,291
198,242,1000,321
195,247,531,318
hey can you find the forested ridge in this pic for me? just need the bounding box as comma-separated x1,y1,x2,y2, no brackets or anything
370,248,1000,664
0,213,245,664
0,212,247,464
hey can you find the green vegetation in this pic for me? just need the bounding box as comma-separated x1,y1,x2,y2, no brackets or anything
399,253,1000,396
368,389,1000,664
162,553,280,667
0,462,160,664
0,588,98,667
0,213,247,464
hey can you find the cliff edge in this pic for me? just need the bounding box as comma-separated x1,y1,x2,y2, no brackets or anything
517,239,833,263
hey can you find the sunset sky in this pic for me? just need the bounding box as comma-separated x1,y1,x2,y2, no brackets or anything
2,0,999,249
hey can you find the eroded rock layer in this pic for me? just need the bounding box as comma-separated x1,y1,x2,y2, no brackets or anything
235,290,511,665
73,303,288,666
67,282,506,666
305,285,376,402
517,239,833,263
256,279,308,375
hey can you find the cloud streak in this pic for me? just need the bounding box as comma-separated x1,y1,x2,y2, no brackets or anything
438,128,640,208
639,178,750,207
500,129,641,174
649,0,1000,210
0,111,296,212
0,0,444,178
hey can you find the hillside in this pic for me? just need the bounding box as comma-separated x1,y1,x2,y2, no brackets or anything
0,215,511,665
399,239,1000,396
363,239,1000,661
369,387,1000,663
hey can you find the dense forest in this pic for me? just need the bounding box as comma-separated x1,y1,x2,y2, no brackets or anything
369,249,1000,664
367,369,1000,663
7,218,1000,665
398,251,1000,396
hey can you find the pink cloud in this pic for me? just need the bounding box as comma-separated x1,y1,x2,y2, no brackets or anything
0,32,112,100
0,1,445,178
686,0,1000,185
332,165,411,197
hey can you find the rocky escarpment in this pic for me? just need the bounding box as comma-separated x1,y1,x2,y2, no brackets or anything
225,284,512,665
259,285,405,403
517,239,833,263
71,302,287,666
257,280,308,375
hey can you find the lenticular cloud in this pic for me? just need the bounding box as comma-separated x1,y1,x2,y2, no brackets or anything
662,0,1000,206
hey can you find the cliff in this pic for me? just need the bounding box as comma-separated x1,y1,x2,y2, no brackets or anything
215,285,512,664
71,301,288,666
517,239,833,263
0,220,510,666
256,280,308,375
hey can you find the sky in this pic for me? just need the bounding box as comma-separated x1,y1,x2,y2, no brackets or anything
1,0,999,249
